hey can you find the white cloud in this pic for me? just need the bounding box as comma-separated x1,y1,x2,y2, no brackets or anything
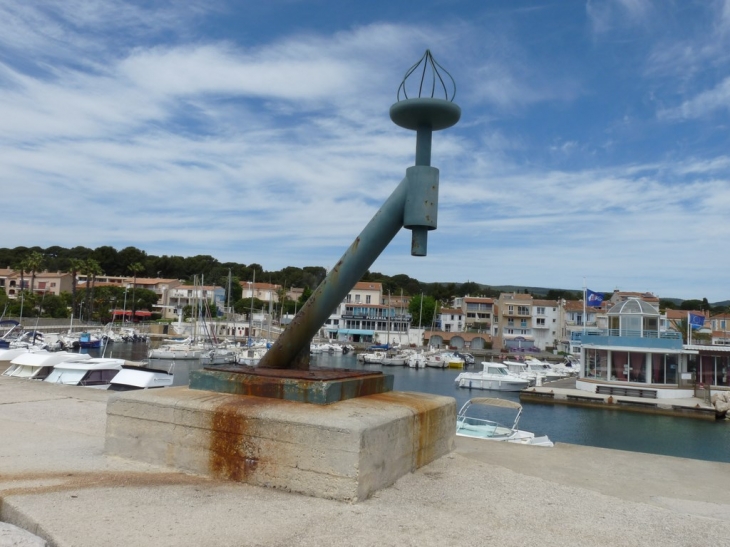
657,76,730,120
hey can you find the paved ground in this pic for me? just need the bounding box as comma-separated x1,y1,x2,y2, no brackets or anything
1,374,730,547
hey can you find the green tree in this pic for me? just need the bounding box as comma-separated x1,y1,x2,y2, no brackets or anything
299,287,313,305
408,294,437,329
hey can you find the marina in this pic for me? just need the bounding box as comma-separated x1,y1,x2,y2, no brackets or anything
53,343,730,464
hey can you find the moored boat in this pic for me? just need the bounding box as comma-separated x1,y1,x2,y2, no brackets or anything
455,362,532,392
456,397,554,447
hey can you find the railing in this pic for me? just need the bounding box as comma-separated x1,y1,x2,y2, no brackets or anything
582,329,682,340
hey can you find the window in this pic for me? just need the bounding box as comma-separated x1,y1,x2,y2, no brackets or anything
355,294,361,303
346,294,351,303
50,282,56,287
38,282,47,289
518,306,529,315
536,318,546,326
366,295,371,304
536,307,545,315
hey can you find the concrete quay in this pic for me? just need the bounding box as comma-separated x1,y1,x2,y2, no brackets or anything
1,375,730,547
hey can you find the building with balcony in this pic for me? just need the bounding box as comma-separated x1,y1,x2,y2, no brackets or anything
495,293,534,351
453,296,494,331
531,299,560,351
320,281,415,345
167,284,225,319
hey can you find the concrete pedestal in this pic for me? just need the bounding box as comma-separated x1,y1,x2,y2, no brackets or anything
105,387,455,502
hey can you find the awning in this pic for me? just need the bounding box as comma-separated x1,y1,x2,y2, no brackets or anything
336,329,374,335
134,310,152,317
111,310,132,316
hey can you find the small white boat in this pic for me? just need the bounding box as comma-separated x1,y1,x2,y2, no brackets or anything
361,351,385,364
381,352,409,366
523,357,569,382
108,364,174,391
455,362,532,392
406,352,426,369
456,398,554,447
44,358,126,389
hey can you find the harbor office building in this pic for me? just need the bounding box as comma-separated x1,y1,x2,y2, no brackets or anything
578,298,730,398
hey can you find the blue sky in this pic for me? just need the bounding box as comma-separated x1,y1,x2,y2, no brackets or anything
2,1,729,301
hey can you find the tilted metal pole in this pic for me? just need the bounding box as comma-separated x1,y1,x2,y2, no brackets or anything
257,50,460,370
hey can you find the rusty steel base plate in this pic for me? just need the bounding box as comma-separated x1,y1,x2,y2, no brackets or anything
188,365,394,405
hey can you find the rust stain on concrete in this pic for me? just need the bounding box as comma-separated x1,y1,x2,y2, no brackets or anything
209,397,266,482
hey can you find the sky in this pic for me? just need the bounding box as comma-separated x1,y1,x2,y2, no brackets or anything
1,1,729,302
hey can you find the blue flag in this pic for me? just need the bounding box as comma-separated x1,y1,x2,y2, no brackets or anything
688,313,704,330
586,289,604,307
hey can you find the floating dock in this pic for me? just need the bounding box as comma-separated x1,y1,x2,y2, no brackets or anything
520,378,719,420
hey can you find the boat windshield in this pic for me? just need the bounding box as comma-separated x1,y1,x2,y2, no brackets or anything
45,368,86,384
488,366,509,376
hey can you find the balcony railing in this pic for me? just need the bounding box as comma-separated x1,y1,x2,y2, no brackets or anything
583,329,682,340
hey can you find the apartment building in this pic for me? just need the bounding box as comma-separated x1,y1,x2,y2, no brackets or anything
495,292,534,351
453,296,494,331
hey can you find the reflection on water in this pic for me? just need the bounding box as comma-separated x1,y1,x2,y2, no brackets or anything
88,344,730,463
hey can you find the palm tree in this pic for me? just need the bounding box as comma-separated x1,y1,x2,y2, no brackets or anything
128,262,145,319
87,260,103,321
25,252,44,295
14,259,28,296
68,258,85,316
81,258,101,321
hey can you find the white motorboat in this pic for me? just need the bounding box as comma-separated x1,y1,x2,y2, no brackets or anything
523,357,569,382
456,398,554,447
108,364,174,391
441,351,466,369
0,346,42,364
502,359,546,384
406,352,426,369
381,352,409,366
455,362,532,392
3,351,91,380
43,358,126,389
424,351,448,368
149,344,204,360
361,351,385,364
236,346,268,366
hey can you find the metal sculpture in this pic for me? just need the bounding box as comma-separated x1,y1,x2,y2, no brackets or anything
257,50,460,370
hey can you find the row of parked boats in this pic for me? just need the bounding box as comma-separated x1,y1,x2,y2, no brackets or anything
0,347,173,390
454,356,578,392
356,348,476,368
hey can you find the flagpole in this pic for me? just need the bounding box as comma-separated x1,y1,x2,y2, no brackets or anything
582,278,586,338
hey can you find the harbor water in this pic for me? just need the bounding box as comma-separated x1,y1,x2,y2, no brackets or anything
94,344,730,464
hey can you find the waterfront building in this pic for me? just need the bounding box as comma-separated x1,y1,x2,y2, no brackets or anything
167,284,226,319
494,292,535,351
438,308,464,333
321,282,414,345
710,313,730,346
0,269,74,298
453,296,494,332
578,297,730,397
531,299,561,351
